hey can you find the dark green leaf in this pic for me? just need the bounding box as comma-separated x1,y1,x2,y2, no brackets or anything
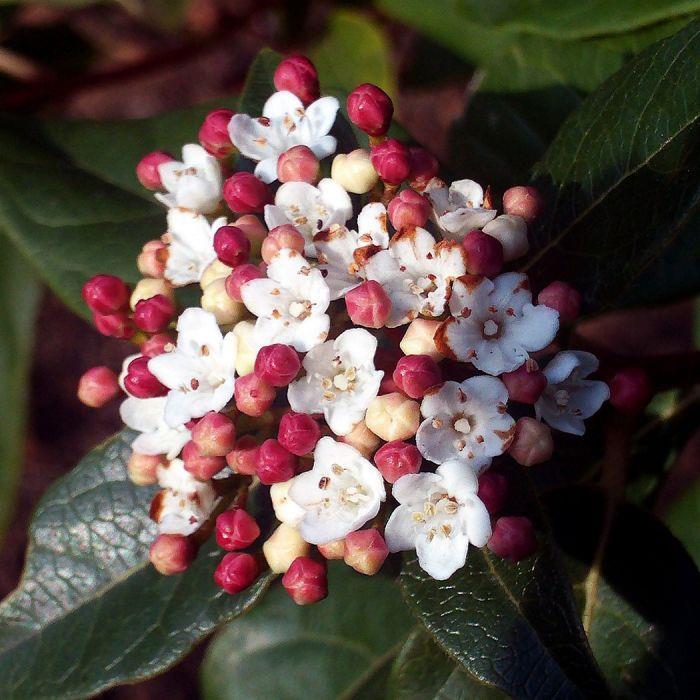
0,431,274,699
664,478,700,568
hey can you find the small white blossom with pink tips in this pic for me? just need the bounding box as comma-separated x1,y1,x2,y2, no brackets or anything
120,397,191,460
416,377,515,472
436,272,559,376
385,460,492,580
425,178,496,240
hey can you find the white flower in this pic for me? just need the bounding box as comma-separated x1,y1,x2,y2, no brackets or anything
425,178,496,240
164,208,228,286
287,329,383,436
148,308,237,426
416,377,515,472
241,248,330,352
229,91,339,183
284,437,386,544
535,351,609,435
151,459,219,536
120,396,190,460
364,227,466,327
156,144,222,214
436,272,559,375
313,202,389,299
385,460,491,580
264,178,352,257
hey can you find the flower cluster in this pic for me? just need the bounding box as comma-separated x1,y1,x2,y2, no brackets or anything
78,55,623,602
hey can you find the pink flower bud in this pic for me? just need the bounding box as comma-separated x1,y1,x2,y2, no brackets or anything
225,264,264,302
198,108,236,158
374,440,422,483
92,311,135,340
343,529,389,575
488,516,537,562
345,280,392,328
502,186,544,223
277,145,320,184
340,420,381,459
77,366,119,408
82,274,129,314
150,533,196,575
214,552,259,594
182,440,226,480
502,363,547,404
388,189,431,230
133,294,176,333
346,83,394,136
609,367,651,415
192,411,236,457
136,151,174,190
256,439,298,485
317,539,345,560
223,172,270,214
477,470,508,515
234,373,276,417
127,451,163,485
261,224,305,263
254,344,301,387
508,417,553,466
137,240,167,278
123,356,168,398
370,139,411,185
462,229,504,277
408,146,439,190
234,214,267,256
213,225,251,267
226,435,259,475
274,55,320,105
537,281,582,322
278,411,321,456
392,355,442,399
215,508,261,551
140,332,174,357
281,556,328,605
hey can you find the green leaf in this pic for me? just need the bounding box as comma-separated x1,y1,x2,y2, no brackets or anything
200,562,414,700
546,487,700,697
0,431,274,699
525,20,700,311
398,461,607,699
664,478,700,567
0,240,40,542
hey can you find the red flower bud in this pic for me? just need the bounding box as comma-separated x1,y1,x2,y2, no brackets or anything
346,83,394,137
477,470,508,515
223,172,270,214
277,145,320,184
137,240,167,278
609,367,651,415
192,411,236,457
215,508,261,551
261,224,305,263
82,274,129,314
392,354,442,399
123,356,168,398
140,333,174,357
282,556,328,605
150,533,196,575
370,139,411,185
214,552,259,594
345,280,392,328
278,411,321,456
136,151,174,190
77,366,120,408
408,146,439,190
502,363,547,404
343,529,389,575
502,186,544,223
388,189,431,230
509,417,553,466
234,373,276,417
374,440,422,483
213,225,251,267
256,439,298,485
254,344,301,387
133,294,176,333
225,263,264,302
462,229,504,277
537,281,582,322
182,440,226,480
226,435,259,476
274,55,320,105
198,108,236,158
488,516,537,562
92,311,135,340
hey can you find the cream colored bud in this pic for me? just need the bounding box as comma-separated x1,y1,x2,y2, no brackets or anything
400,319,443,361
200,259,233,290
365,392,420,441
130,278,174,310
201,278,246,325
270,480,305,526
318,539,345,560
127,452,164,486
340,420,381,459
331,149,379,194
263,523,310,574
233,320,258,375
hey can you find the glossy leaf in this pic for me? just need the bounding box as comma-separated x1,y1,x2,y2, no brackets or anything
0,431,274,699
201,562,414,700
664,478,700,567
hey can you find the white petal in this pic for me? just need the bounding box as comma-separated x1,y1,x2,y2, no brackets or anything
436,459,479,495
255,156,280,184
120,396,163,434
305,96,340,138
357,202,389,248
462,496,492,547
384,505,417,552
483,215,529,261
334,328,378,368
263,90,304,119
415,530,469,580
228,114,277,162
505,303,559,353
392,472,442,506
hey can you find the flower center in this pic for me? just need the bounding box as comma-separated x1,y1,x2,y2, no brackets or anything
554,389,570,408
408,275,437,296
289,300,312,320
483,319,499,337
411,492,460,541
